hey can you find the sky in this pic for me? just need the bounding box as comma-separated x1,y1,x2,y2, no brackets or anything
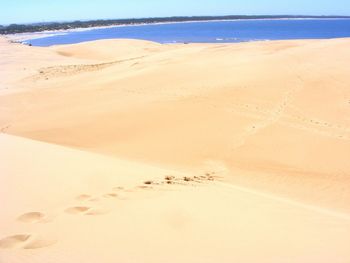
0,0,349,25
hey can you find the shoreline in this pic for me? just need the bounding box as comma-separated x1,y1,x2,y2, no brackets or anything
4,17,350,43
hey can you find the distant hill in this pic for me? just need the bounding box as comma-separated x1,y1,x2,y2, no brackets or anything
1,15,350,35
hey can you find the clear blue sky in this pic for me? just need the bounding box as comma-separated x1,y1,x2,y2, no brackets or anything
1,0,349,25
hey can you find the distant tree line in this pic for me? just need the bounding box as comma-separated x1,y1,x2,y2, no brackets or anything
1,15,349,34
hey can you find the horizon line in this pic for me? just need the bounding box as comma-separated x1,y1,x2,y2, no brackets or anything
2,14,350,26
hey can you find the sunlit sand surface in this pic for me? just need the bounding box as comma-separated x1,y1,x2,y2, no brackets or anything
1,36,350,262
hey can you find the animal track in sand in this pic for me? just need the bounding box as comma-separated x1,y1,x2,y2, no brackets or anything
0,234,56,249
17,212,46,223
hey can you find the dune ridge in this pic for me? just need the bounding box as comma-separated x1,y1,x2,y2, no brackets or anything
1,36,350,262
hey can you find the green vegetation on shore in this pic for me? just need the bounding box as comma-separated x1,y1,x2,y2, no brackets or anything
1,15,349,34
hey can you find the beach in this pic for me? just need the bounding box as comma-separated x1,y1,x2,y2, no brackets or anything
4,25,121,43
1,36,350,262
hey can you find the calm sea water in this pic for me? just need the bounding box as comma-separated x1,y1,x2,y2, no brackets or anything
28,19,350,46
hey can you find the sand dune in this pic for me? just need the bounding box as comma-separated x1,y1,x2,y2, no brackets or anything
1,36,350,262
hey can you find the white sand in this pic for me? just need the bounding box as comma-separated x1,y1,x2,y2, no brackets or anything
1,36,350,262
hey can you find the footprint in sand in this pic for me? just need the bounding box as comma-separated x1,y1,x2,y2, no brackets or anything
112,186,125,191
0,234,56,249
88,197,100,202
0,235,30,249
76,194,92,201
103,193,118,198
138,181,159,189
65,206,90,214
17,212,46,223
64,206,107,216
110,187,131,200
137,185,153,190
23,238,57,249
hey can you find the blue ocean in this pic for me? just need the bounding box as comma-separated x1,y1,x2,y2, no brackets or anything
28,19,350,46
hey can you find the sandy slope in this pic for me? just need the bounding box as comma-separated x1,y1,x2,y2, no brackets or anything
1,133,350,263
1,36,350,262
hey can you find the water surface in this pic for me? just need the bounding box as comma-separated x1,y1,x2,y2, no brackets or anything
28,19,350,46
